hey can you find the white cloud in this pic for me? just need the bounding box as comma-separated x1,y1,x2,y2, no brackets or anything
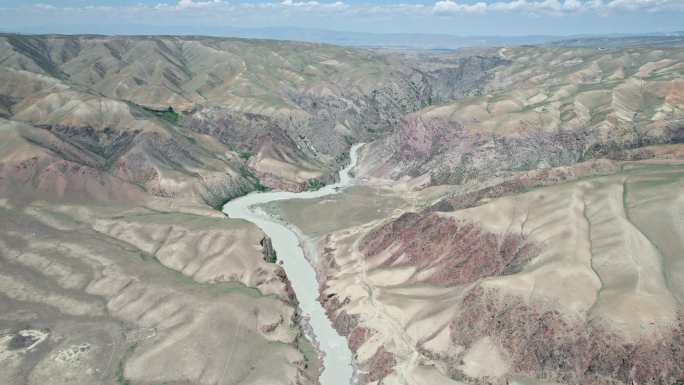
20,0,684,18
177,0,223,8
281,0,319,6
434,0,489,13
604,0,682,11
435,0,577,14
433,0,684,14
152,0,225,10
159,0,348,12
34,3,56,10
280,0,348,11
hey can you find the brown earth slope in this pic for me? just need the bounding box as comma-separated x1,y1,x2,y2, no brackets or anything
273,45,684,385
293,158,684,385
0,34,502,385
3,34,684,385
359,47,684,189
0,33,503,194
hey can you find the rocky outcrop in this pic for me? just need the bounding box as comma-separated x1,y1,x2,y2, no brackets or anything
425,55,511,103
360,212,535,286
450,286,684,385
364,347,397,383
359,47,684,188
261,236,278,263
429,158,620,212
0,118,254,206
366,112,681,187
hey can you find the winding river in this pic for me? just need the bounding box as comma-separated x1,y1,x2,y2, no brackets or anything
222,144,363,385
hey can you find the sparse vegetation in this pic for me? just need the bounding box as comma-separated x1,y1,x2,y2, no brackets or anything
239,165,271,192
306,178,324,191
255,181,270,192
116,359,131,385
239,164,256,180
212,196,234,211
143,106,179,124
262,238,278,263
296,335,320,375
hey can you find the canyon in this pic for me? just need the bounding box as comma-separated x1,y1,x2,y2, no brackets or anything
1,33,683,385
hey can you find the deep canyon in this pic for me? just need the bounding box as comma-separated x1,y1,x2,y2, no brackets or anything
1,33,683,385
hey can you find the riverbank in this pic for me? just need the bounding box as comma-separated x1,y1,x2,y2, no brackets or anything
222,144,364,385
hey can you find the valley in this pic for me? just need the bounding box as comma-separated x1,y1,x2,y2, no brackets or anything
0,33,683,385
272,159,684,385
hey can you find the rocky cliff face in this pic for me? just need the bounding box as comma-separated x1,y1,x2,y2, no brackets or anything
0,34,504,198
358,47,684,189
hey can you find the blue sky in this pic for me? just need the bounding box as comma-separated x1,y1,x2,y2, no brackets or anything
1,0,683,36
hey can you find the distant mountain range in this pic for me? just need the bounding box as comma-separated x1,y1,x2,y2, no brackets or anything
545,33,684,48
3,25,684,50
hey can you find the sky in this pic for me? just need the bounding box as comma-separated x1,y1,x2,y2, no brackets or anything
0,0,683,37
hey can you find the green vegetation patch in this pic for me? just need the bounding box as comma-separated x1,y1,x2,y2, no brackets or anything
239,164,256,179
115,342,139,385
143,106,180,125
305,178,324,191
638,91,665,118
296,335,319,372
212,196,236,211
264,252,277,264
629,172,684,191
116,368,130,385
239,165,271,192
254,181,271,192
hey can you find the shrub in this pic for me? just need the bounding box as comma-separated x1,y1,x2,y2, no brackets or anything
306,178,324,191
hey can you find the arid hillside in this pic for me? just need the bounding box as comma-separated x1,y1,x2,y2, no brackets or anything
0,33,504,385
271,45,684,385
0,33,502,197
359,46,684,188
2,33,684,385
0,199,323,385
302,159,684,385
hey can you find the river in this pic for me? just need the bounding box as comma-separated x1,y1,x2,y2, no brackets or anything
222,143,363,385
